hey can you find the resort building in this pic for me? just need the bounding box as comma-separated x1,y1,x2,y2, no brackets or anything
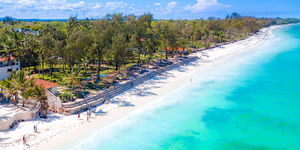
14,28,39,35
34,79,62,110
34,79,60,95
0,56,20,80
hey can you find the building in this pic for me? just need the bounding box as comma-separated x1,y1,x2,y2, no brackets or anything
33,79,62,112
34,79,60,95
14,28,39,35
0,56,20,80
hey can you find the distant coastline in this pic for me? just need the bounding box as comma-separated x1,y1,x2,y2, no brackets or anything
0,18,163,22
0,18,93,22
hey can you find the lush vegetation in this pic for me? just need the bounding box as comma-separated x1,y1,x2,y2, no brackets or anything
0,13,299,104
0,71,48,116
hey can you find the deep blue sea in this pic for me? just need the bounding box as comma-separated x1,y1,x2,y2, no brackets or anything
67,24,300,150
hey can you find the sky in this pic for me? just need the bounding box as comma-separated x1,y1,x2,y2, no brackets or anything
0,0,300,19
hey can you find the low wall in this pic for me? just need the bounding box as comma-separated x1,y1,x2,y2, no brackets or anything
46,90,62,109
0,110,37,130
62,56,198,115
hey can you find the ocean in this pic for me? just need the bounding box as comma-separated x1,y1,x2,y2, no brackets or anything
67,24,300,150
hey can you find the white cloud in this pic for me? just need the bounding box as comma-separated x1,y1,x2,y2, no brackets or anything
0,0,159,19
167,1,177,9
93,3,101,9
184,0,230,13
1,0,87,11
17,0,36,5
40,0,85,11
0,0,13,4
165,1,177,14
105,1,128,10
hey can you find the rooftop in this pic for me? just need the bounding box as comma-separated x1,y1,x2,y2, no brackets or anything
0,56,16,62
165,47,187,51
34,79,60,89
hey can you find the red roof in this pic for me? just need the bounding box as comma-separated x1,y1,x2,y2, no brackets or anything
165,47,187,51
34,79,60,89
0,56,16,62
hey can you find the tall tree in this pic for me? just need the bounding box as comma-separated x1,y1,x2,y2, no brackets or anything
91,19,111,79
0,30,21,70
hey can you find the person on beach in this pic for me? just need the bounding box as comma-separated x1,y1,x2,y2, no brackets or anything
78,112,80,119
23,135,27,145
33,125,36,133
89,110,92,118
87,112,90,122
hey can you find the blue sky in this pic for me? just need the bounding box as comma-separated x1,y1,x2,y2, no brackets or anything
0,0,300,19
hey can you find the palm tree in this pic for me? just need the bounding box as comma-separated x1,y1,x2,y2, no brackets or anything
64,69,81,91
21,87,33,107
21,78,37,107
0,31,20,70
0,80,18,105
91,19,111,80
9,71,29,106
31,85,49,117
0,71,38,107
18,34,38,73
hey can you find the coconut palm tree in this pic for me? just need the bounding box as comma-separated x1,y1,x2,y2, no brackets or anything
19,78,37,107
0,31,21,70
18,34,38,73
20,87,33,107
31,85,49,117
9,71,29,106
0,80,18,105
63,69,81,91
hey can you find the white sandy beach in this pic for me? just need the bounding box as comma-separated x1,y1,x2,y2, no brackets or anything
0,25,281,150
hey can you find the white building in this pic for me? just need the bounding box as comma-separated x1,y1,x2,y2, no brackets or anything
0,56,20,80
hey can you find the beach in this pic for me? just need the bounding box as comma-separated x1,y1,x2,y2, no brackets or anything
0,25,281,150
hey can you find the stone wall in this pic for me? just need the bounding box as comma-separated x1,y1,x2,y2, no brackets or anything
62,56,198,115
0,110,37,130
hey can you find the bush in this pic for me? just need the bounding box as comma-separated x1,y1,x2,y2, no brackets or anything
74,91,89,99
59,92,74,103
85,82,96,89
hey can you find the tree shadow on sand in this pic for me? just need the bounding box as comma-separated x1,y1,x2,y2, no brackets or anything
119,101,135,107
0,116,9,121
138,91,157,97
0,137,10,142
94,110,108,116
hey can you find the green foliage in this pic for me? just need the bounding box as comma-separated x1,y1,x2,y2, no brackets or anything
73,91,89,99
85,82,96,89
63,69,81,90
0,70,49,114
59,92,73,103
0,13,299,90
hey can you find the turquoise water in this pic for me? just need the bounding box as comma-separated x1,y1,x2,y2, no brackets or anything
70,24,300,150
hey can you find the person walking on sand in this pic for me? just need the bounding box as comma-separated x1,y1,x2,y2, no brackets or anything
88,110,92,118
140,89,143,96
78,112,80,119
23,135,27,145
87,112,90,122
34,124,38,133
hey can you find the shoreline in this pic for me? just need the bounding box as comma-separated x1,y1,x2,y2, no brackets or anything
0,24,281,150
